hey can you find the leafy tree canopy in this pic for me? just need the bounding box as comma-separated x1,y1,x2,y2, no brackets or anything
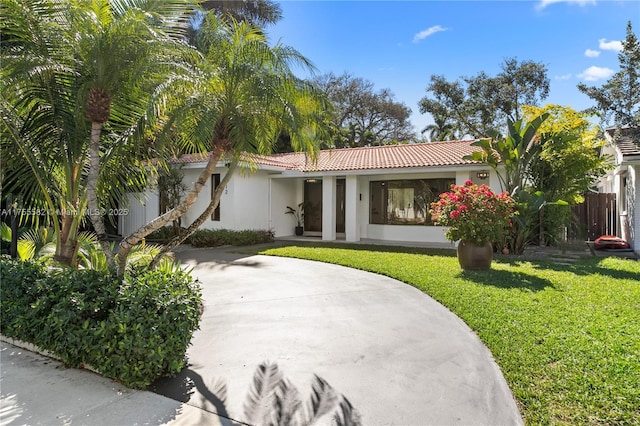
419,58,550,138
312,72,416,148
578,21,640,128
521,104,611,204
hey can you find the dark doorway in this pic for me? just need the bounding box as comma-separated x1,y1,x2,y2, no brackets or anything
304,180,322,232
303,179,346,234
336,178,345,233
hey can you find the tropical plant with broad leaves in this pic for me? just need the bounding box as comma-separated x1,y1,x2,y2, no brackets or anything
463,114,550,253
12,226,168,273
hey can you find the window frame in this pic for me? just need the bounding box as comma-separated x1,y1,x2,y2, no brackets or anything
369,178,455,225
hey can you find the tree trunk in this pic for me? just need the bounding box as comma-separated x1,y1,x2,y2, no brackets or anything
116,149,225,276
86,121,115,266
54,212,78,266
149,160,238,268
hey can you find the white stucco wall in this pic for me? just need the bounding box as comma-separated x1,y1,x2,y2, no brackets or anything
270,178,298,237
178,167,272,232
119,192,160,236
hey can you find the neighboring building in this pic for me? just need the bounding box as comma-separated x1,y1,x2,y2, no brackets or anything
120,140,501,246
598,127,640,253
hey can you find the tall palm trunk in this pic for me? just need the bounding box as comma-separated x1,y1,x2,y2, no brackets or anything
116,149,225,276
54,213,78,265
86,120,115,266
149,160,238,268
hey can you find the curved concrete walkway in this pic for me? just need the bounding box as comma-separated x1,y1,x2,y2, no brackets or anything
150,247,523,425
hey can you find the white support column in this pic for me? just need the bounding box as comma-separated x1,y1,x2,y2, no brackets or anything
322,176,336,241
345,175,360,242
630,165,639,253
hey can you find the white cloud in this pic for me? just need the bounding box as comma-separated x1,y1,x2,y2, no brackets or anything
413,25,447,43
578,66,615,81
536,0,596,9
555,74,572,80
599,38,623,51
584,49,600,58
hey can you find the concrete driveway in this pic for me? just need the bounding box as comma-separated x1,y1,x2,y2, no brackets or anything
150,246,522,425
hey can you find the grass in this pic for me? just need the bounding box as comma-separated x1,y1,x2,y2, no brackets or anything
251,243,640,425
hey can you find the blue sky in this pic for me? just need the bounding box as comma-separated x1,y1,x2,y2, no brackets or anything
266,0,639,136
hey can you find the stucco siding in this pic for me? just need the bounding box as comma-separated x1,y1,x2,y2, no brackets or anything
270,178,298,237
630,165,639,252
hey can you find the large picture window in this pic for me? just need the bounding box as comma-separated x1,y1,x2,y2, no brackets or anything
370,178,455,225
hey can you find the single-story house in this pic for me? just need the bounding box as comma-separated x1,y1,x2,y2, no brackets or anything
598,127,640,253
119,140,501,246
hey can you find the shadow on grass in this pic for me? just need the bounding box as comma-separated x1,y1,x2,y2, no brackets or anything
239,241,636,284
509,257,640,282
459,268,555,292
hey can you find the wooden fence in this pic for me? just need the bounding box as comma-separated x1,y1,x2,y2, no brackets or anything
570,193,617,241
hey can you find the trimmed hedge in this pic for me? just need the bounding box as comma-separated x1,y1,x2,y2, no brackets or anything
145,226,188,243
190,228,274,248
0,259,201,388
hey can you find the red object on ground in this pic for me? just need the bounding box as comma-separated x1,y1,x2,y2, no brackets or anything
594,235,630,250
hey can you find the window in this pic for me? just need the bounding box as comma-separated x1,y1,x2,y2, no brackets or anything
211,173,221,221
370,178,454,225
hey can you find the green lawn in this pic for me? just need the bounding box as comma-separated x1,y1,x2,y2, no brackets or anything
254,244,640,425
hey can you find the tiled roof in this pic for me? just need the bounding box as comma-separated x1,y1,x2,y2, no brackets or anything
605,127,640,158
169,139,484,172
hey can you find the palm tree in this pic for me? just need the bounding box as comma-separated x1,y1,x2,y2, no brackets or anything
1,0,195,267
421,112,458,142
2,0,91,265
72,0,195,265
118,14,330,274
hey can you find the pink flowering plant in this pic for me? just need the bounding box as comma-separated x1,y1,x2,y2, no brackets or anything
429,180,517,245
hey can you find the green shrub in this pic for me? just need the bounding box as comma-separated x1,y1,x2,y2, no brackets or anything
145,226,188,243
190,228,274,248
0,259,48,341
0,258,202,388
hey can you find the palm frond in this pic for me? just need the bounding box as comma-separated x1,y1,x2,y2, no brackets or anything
243,361,284,424
332,397,362,426
16,226,55,261
273,379,302,425
302,375,338,424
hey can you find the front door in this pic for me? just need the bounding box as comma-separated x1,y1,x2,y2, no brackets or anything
336,178,345,233
304,180,322,232
303,179,346,234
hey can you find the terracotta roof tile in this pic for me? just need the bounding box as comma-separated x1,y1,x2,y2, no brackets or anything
169,140,484,172
267,140,483,172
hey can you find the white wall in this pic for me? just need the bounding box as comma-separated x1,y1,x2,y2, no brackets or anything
119,192,159,236
179,167,273,231
270,178,298,237
365,223,453,244
229,170,270,230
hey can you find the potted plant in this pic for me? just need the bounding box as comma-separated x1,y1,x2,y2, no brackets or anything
429,180,516,270
285,203,305,236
